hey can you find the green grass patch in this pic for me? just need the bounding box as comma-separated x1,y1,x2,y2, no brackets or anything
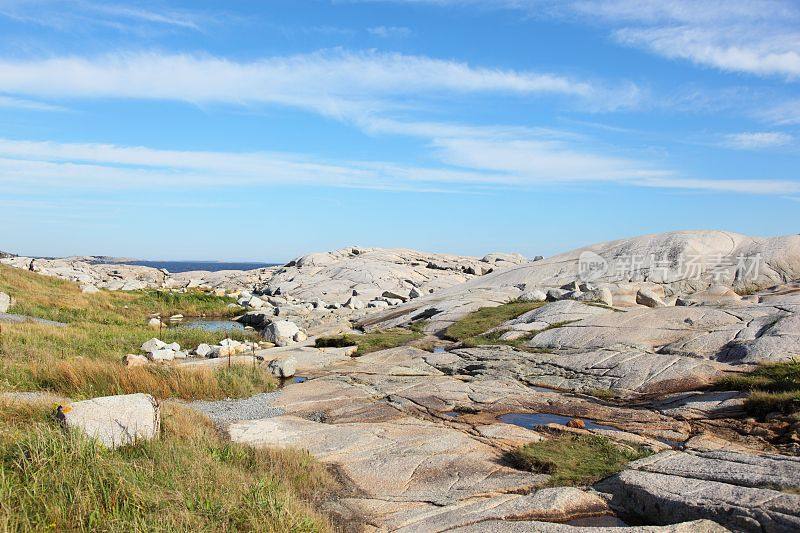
444,300,546,342
715,360,800,417
315,328,423,355
507,434,650,486
0,401,335,532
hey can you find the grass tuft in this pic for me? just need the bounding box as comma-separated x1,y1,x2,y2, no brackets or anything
507,433,650,486
715,360,800,417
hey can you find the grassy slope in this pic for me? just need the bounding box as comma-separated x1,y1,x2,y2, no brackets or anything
0,264,273,399
508,434,650,486
0,400,335,532
0,266,337,530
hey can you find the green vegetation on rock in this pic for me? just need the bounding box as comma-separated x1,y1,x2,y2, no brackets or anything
715,360,800,417
444,300,545,344
315,327,423,355
508,433,650,486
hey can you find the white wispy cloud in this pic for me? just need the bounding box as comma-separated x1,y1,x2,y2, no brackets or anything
359,0,800,79
0,95,68,112
0,0,204,32
721,132,793,150
368,25,411,37
760,99,800,125
0,50,620,119
1,134,796,196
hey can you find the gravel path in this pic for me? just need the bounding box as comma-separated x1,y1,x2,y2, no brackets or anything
0,312,67,327
187,391,284,426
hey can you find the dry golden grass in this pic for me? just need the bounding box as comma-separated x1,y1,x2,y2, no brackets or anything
23,358,275,400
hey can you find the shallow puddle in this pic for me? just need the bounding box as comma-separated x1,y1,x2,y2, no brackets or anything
499,412,620,432
276,376,308,389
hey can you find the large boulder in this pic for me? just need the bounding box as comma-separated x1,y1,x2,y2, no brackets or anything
268,357,297,378
262,320,303,347
57,393,160,449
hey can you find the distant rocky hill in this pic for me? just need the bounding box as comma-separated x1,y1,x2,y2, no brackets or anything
360,230,800,335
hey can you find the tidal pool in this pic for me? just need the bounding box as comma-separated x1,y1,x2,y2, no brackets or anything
499,412,620,432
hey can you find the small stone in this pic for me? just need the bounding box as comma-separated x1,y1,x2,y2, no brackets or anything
123,354,149,367
141,338,166,353
194,344,214,358
636,288,667,308
520,289,547,302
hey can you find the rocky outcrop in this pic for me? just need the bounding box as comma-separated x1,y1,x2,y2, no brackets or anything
254,246,528,307
596,451,800,532
229,415,547,504
435,345,725,396
57,393,160,449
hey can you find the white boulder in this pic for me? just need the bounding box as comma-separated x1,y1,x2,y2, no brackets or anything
519,289,547,302
148,349,177,362
0,292,12,313
57,393,160,449
194,343,214,358
263,320,303,347
141,338,166,353
268,357,297,378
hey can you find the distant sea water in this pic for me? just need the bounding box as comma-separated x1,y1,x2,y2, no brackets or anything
105,260,279,273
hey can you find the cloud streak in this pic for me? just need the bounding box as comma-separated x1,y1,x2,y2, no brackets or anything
359,0,800,79
0,50,640,118
721,132,793,150
1,135,796,196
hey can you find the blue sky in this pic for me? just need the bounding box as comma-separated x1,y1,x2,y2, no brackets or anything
0,0,798,261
